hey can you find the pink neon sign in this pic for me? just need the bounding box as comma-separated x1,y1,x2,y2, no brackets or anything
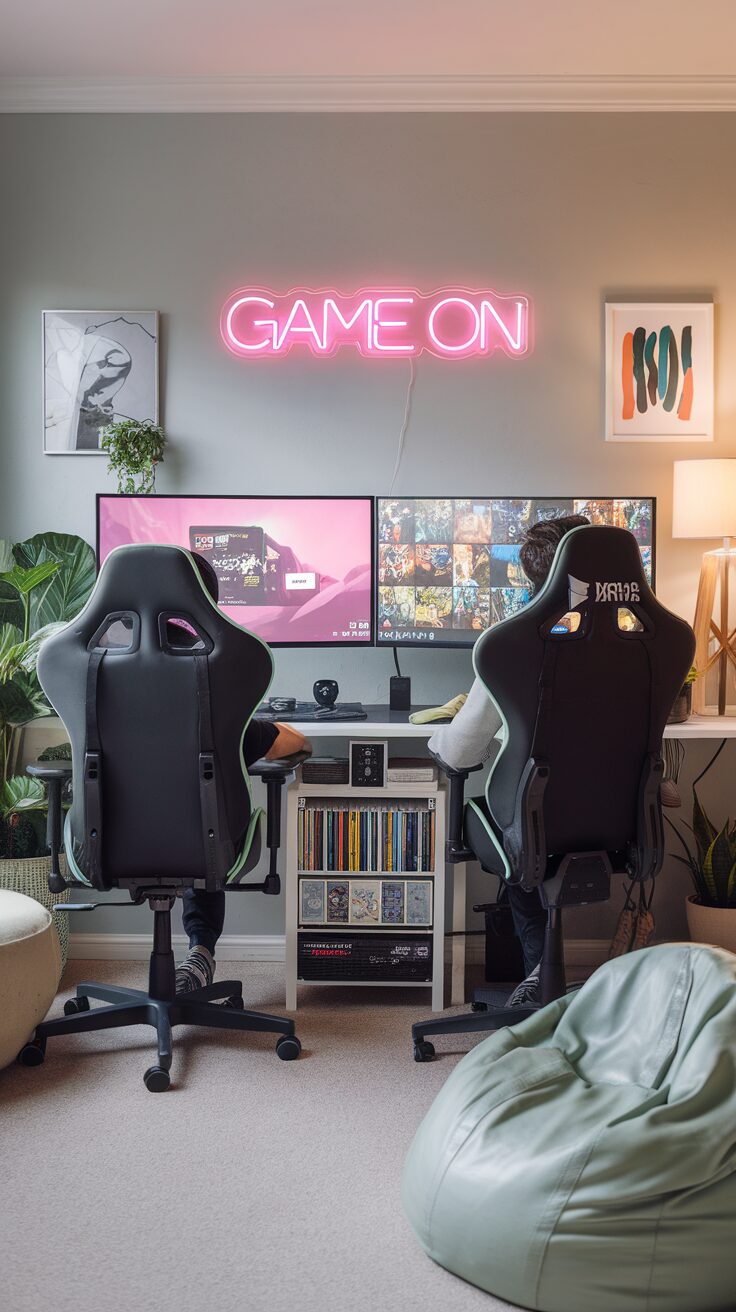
220,287,531,360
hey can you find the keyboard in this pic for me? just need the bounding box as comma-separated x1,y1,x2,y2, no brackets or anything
255,701,368,723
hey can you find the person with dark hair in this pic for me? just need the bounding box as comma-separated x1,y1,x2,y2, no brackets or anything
428,513,589,1007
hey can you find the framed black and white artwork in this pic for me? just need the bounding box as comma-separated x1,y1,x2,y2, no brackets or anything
42,310,159,454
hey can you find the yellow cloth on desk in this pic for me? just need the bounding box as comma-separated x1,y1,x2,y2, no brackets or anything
409,694,467,725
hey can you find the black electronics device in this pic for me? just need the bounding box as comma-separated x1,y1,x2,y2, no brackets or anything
298,933,433,982
390,676,411,711
313,679,339,707
349,739,387,787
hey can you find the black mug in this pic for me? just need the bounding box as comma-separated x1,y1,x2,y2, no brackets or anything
313,679,339,708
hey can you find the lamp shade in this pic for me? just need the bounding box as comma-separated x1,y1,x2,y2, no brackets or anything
672,460,736,539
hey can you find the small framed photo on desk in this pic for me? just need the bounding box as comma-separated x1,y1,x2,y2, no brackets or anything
349,739,388,788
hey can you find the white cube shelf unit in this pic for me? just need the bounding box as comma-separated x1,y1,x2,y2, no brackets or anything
284,774,446,1011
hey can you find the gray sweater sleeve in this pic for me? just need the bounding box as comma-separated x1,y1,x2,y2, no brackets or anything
427,676,503,770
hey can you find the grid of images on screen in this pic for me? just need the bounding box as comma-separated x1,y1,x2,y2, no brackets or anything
377,497,653,645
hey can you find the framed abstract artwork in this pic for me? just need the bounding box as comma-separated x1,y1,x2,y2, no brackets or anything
605,302,713,442
43,310,159,454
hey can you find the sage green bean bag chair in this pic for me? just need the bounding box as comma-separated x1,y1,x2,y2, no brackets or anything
403,944,736,1312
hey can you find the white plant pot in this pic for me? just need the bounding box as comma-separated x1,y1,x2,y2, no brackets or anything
0,856,70,972
685,894,736,955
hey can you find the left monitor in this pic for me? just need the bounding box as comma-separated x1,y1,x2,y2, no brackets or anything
97,494,375,647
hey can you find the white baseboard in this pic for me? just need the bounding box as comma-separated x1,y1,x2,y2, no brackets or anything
68,933,286,962
68,932,610,967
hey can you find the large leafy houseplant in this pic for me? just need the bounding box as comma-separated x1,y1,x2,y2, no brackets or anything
0,532,95,858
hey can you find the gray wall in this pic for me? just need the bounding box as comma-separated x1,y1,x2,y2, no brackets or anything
2,113,735,943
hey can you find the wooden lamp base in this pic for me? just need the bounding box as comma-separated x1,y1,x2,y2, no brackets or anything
691,545,736,716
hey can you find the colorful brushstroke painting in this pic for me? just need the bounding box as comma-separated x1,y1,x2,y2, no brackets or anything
605,303,713,442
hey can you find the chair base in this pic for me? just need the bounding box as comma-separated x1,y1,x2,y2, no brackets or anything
412,1002,537,1061
19,978,301,1090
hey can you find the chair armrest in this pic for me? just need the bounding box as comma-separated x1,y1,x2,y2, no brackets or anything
237,751,310,895
247,750,311,779
26,762,73,893
426,749,483,864
427,747,484,779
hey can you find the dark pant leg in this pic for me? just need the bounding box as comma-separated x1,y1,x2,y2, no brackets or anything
181,890,226,956
506,883,547,977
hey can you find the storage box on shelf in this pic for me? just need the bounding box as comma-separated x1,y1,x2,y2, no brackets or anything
284,775,446,1010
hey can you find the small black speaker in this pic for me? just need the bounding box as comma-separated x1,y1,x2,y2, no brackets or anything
390,675,411,711
313,679,339,708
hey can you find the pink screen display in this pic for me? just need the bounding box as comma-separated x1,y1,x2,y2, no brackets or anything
98,496,373,645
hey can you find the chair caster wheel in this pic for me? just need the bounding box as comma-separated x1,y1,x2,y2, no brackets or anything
64,996,90,1016
413,1040,435,1063
224,995,244,1010
17,1039,46,1067
471,1002,488,1013
144,1065,171,1092
276,1035,301,1061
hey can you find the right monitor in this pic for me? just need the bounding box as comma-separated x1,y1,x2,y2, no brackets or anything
376,496,655,648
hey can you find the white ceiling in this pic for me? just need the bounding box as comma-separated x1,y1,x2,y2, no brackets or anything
2,0,736,110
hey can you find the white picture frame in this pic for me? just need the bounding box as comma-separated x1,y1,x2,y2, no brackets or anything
605,302,713,442
43,309,159,454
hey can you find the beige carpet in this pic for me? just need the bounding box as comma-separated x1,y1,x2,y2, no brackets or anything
0,960,521,1312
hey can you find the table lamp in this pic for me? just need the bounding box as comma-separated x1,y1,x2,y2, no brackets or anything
673,459,736,716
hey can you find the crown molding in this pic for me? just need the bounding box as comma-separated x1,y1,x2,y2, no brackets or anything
3,73,736,113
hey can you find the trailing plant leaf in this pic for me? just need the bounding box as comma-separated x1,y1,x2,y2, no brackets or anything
99,419,166,495
38,742,72,762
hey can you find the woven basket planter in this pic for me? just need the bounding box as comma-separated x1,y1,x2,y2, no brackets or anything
0,856,70,973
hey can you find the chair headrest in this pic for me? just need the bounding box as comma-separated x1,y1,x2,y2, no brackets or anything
530,524,651,616
67,544,252,656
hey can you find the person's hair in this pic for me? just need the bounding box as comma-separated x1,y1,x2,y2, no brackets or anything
519,514,590,593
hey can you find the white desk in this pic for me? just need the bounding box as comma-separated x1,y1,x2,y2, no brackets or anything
279,708,736,1004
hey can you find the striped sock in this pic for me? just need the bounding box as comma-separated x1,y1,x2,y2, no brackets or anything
175,946,215,994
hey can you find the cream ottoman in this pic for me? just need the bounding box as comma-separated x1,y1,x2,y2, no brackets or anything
0,889,61,1071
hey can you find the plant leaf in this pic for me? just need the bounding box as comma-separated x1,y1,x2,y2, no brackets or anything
12,533,95,631
0,560,60,597
0,670,51,727
0,775,46,820
0,539,14,573
703,827,734,905
693,787,718,862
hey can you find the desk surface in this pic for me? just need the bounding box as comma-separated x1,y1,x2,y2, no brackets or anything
271,706,736,740
32,710,736,741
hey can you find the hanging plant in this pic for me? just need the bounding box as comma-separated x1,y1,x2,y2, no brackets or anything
99,419,166,495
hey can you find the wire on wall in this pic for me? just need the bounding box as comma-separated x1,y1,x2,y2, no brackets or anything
387,358,416,495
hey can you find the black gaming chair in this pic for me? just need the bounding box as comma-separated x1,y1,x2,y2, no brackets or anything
412,525,695,1061
17,544,307,1090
